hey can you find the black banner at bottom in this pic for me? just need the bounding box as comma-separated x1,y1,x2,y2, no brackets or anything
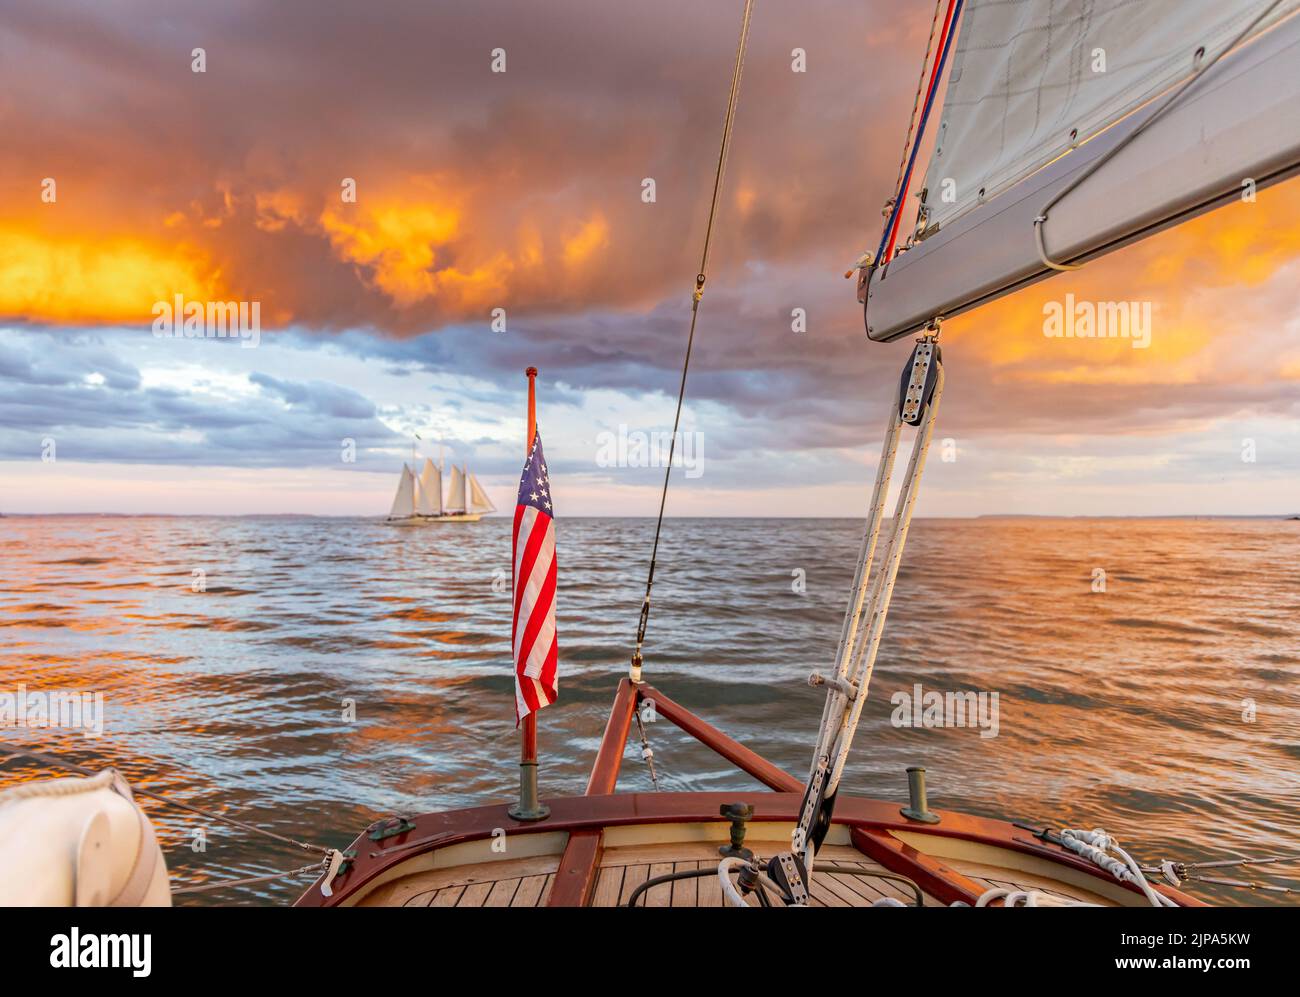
1,908,1282,984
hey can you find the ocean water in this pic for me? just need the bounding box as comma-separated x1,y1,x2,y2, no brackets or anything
1,514,1297,906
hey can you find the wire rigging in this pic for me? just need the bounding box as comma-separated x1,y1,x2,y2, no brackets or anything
630,0,755,680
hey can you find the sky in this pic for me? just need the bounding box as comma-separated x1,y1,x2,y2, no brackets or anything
0,0,1296,517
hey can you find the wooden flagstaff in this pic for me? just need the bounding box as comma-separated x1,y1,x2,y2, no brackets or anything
509,366,549,821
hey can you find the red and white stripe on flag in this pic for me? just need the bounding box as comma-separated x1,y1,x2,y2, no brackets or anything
512,432,557,723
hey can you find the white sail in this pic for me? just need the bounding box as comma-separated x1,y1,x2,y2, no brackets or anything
388,464,415,519
445,464,467,514
413,476,427,516
417,459,442,516
468,473,496,514
921,0,1297,236
862,0,1300,341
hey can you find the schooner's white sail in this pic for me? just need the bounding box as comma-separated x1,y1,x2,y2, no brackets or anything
417,459,442,516
384,449,490,523
387,464,415,520
861,0,1300,341
445,465,467,514
467,473,496,514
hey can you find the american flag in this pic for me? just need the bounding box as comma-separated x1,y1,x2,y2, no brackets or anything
512,430,558,723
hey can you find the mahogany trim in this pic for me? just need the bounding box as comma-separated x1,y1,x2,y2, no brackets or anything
640,683,802,793
546,829,603,907
547,677,638,905
585,677,638,795
850,827,983,905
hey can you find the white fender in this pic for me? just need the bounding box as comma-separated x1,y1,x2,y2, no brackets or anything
0,770,171,907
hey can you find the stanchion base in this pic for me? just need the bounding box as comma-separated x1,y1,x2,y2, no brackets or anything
900,806,941,824
508,802,552,822
509,760,550,822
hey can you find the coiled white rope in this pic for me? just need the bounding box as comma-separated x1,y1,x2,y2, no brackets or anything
1059,828,1177,907
976,888,1037,907
0,768,117,804
718,857,751,908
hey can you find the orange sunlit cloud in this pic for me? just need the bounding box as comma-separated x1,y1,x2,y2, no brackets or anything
0,226,218,325
561,215,610,268
943,180,1300,386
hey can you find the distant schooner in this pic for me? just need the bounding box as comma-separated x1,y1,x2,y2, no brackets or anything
387,457,496,524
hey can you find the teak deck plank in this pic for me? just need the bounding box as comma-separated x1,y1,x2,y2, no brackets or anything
429,885,464,907
484,878,520,907
696,860,724,907
457,881,494,907
816,869,873,907
821,860,935,906
822,869,887,905
618,864,651,906
644,861,675,907
355,853,560,907
590,866,625,907
511,874,549,908
670,861,699,907
534,874,555,906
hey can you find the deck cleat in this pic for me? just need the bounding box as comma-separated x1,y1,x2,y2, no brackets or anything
718,802,755,860
367,815,416,841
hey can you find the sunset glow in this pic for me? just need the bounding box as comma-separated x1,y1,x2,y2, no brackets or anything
0,0,1295,516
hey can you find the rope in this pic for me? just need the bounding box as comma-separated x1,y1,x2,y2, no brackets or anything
973,887,1088,907
0,744,331,857
889,0,947,199
719,856,753,907
0,767,117,803
1058,827,1177,907
1034,0,1285,271
826,361,945,796
630,0,754,678
873,0,963,269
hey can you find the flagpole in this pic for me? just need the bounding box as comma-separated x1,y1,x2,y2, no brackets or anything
509,365,549,822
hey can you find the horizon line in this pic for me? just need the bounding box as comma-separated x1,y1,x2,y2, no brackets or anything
2,512,1297,521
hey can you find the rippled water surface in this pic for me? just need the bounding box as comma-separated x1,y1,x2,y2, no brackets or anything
1,515,1297,905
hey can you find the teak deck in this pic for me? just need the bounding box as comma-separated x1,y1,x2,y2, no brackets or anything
299,679,1203,908
353,839,1122,908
